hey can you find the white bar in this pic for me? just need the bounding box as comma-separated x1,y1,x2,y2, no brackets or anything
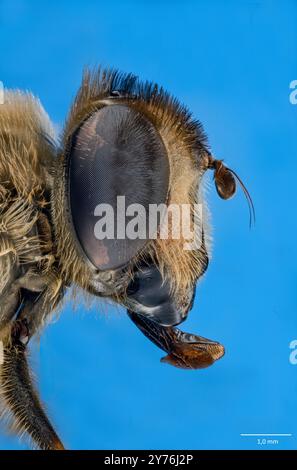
240,434,292,437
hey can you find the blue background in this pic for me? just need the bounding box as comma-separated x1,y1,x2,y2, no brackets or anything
0,0,296,450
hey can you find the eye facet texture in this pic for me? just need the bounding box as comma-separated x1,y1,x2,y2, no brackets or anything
68,104,169,270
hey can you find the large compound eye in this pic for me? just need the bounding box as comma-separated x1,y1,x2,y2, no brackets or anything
66,104,169,270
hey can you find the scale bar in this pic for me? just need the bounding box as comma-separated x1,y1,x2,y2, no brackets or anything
240,434,292,437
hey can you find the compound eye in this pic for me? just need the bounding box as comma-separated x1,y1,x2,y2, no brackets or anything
66,104,169,270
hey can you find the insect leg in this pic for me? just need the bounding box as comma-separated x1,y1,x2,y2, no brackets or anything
127,310,225,369
0,233,21,333
0,277,66,450
1,327,64,450
17,270,66,339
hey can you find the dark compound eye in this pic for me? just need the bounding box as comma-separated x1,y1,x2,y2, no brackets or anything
66,104,169,271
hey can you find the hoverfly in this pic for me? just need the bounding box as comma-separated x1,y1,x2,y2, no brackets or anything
0,68,253,449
